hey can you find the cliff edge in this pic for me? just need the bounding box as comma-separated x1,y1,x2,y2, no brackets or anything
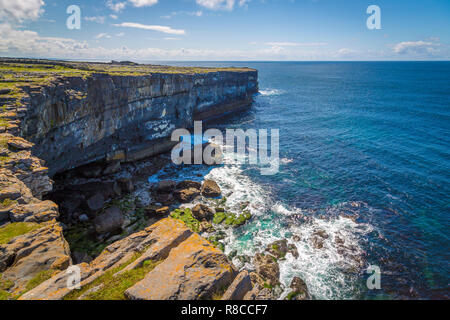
0,59,258,300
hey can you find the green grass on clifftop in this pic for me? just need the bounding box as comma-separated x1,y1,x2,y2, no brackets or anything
65,251,159,300
0,222,41,245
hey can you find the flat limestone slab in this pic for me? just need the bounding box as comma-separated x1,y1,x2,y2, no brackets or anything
125,233,236,300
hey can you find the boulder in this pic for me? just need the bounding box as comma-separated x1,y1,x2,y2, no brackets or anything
310,229,329,250
155,206,170,216
201,180,221,198
86,193,104,212
288,277,310,300
156,180,176,193
253,253,280,287
59,193,84,216
221,270,252,300
94,206,124,234
176,181,202,190
125,233,236,300
266,239,298,259
192,204,214,221
174,187,200,203
153,192,175,205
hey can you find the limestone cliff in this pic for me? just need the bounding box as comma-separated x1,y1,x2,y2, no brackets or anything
19,65,258,175
0,59,258,299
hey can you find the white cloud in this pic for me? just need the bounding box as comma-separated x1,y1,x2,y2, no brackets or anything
264,42,328,47
196,0,235,11
110,14,118,20
1,23,446,61
84,16,106,24
128,0,158,7
0,0,45,22
106,0,158,12
95,33,111,39
106,0,127,12
114,22,186,35
393,40,440,55
162,10,203,19
337,48,356,55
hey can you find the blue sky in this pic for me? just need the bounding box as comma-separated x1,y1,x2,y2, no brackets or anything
0,0,449,61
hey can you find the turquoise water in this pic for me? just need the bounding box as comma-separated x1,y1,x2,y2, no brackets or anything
151,61,450,299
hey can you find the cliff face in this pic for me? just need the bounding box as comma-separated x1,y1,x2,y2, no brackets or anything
20,71,258,175
0,60,258,299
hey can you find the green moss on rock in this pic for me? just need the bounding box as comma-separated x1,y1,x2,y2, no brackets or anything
170,208,201,233
0,222,41,245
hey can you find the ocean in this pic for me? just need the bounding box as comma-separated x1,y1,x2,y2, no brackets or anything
148,61,450,300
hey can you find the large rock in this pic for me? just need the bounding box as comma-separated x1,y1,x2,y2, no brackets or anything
174,187,200,203
156,180,176,193
125,233,236,300
176,181,202,190
86,193,104,212
94,206,124,234
253,253,280,287
288,277,310,300
310,229,329,250
221,270,252,300
192,204,214,221
0,221,72,292
7,137,34,150
20,218,193,300
266,239,298,259
19,263,93,300
201,180,221,198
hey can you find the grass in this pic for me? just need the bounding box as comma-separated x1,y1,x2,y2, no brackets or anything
0,222,41,245
65,252,158,300
0,290,11,300
0,273,14,301
0,198,16,209
24,270,54,292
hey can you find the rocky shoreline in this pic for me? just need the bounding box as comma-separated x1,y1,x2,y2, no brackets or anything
0,58,310,300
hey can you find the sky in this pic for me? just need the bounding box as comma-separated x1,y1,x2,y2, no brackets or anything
0,0,449,61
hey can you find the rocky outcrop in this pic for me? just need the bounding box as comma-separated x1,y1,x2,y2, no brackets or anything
20,218,236,300
221,270,252,300
201,179,222,198
0,59,258,300
125,233,236,300
0,221,71,293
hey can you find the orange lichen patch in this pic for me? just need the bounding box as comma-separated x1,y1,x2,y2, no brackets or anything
124,233,235,300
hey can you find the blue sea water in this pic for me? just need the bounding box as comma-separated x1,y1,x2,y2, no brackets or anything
150,61,450,299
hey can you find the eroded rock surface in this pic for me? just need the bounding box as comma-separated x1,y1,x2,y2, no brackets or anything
125,232,236,300
0,221,71,293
